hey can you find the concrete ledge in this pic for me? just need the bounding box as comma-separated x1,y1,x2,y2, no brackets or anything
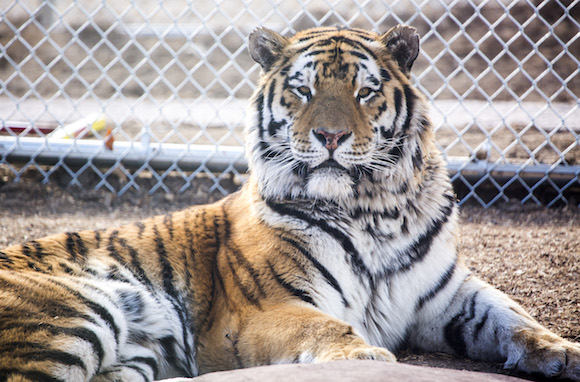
161,360,526,382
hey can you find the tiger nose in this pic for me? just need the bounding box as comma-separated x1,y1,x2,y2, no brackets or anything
313,128,351,151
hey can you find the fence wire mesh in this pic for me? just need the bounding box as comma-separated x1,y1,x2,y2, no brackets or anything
1,0,579,207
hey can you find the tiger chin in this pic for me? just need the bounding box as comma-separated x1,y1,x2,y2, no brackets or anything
1,26,579,382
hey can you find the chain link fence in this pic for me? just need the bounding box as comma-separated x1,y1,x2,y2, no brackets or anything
1,0,579,207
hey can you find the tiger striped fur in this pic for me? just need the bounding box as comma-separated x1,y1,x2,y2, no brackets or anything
1,25,579,382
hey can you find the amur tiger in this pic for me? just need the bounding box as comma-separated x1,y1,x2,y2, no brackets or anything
1,25,579,382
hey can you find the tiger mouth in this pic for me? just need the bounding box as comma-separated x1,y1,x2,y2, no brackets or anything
313,159,347,171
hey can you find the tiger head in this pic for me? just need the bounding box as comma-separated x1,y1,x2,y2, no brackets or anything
246,26,431,203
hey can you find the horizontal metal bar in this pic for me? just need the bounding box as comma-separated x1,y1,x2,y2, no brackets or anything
0,137,247,173
2,137,578,185
446,158,579,184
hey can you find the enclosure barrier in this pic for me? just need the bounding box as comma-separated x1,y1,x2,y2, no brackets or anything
1,0,579,206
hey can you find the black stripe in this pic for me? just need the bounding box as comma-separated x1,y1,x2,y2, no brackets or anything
222,207,267,299
163,215,175,240
197,211,216,333
159,333,192,376
73,233,88,261
28,260,47,273
473,306,491,342
393,87,403,129
106,230,124,263
0,250,14,266
295,36,377,60
152,225,194,366
116,237,155,291
21,350,86,371
60,262,74,274
412,146,423,170
21,242,31,258
231,335,244,369
376,200,455,279
185,208,200,272
268,119,286,137
404,203,454,270
40,277,121,343
17,324,104,369
135,222,146,238
94,230,102,248
255,90,265,140
444,291,479,357
329,36,378,60
225,255,262,309
278,247,309,276
267,200,368,278
181,210,194,295
297,31,330,43
350,205,400,221
404,203,454,265
126,356,159,377
415,260,456,312
153,225,178,299
305,48,333,57
0,341,48,352
0,369,65,382
419,116,431,132
230,246,266,297
366,75,380,86
376,101,387,119
159,336,177,361
29,241,45,261
349,50,368,60
380,68,391,82
444,309,467,356
85,301,121,342
123,364,149,381
267,261,316,306
279,64,291,76
267,78,276,113
281,236,349,307
65,232,88,263
0,276,92,322
259,141,286,162
212,260,228,314
401,216,409,235
386,138,404,163
402,85,416,135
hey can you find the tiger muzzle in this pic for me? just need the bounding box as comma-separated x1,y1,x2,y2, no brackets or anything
313,128,352,152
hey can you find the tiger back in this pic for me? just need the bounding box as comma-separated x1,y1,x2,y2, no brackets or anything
1,25,579,382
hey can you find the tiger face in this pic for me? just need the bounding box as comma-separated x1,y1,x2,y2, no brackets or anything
246,26,424,201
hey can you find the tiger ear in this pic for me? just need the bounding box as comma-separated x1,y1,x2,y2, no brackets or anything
249,28,288,71
380,25,420,77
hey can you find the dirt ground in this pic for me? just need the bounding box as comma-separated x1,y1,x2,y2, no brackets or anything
0,167,578,381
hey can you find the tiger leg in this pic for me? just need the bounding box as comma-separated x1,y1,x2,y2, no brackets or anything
411,275,580,380
234,304,396,366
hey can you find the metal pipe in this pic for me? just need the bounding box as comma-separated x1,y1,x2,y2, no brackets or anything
0,137,247,173
1,137,578,184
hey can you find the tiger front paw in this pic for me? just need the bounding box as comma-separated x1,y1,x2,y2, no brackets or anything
316,342,396,363
506,329,580,380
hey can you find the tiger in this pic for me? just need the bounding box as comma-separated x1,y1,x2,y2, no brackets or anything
0,25,579,382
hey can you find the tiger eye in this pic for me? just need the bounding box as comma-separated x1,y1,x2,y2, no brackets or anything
296,86,312,97
358,87,372,98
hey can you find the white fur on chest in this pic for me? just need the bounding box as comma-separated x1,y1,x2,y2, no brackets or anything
283,212,459,351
